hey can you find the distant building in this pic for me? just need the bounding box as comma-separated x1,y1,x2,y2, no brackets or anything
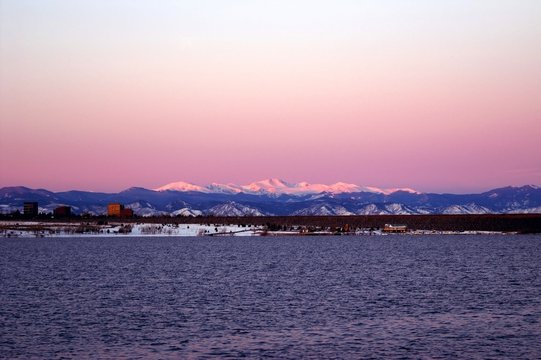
107,203,123,216
23,202,39,216
53,206,71,218
107,203,133,217
383,224,408,233
120,208,134,217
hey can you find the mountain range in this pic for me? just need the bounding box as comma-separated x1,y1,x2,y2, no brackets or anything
1,179,540,216
154,178,418,196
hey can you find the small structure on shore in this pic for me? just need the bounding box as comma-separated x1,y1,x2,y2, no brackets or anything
383,224,408,233
107,203,134,217
53,206,71,218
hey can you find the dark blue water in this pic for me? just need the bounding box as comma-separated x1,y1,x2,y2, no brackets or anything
1,235,540,359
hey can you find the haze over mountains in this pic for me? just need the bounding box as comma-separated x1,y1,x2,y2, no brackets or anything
1,179,540,216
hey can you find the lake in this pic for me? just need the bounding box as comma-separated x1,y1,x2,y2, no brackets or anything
1,235,540,358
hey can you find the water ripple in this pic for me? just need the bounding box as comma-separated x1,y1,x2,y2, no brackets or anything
1,235,540,358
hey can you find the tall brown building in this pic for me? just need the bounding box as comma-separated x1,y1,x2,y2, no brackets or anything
107,203,133,217
107,203,123,216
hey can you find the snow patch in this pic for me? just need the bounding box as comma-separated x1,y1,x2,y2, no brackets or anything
206,202,269,216
293,203,354,216
442,204,492,215
171,208,203,217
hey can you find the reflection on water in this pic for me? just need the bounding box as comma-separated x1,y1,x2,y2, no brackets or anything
1,235,540,358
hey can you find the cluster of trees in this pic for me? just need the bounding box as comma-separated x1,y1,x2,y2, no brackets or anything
184,215,541,233
2,212,540,233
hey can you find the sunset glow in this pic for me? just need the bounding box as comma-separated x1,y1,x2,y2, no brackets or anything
1,1,540,193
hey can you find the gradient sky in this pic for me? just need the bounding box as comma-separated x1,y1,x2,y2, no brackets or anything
1,0,540,193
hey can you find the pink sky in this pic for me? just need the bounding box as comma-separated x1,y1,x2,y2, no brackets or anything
1,1,540,193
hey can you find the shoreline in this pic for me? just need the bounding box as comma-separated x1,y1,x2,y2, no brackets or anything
0,221,521,238
3,214,539,233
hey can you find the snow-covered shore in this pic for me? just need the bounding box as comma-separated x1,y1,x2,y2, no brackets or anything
0,221,512,238
0,221,264,238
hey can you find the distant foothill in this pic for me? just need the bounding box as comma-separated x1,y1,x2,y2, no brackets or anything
1,183,540,217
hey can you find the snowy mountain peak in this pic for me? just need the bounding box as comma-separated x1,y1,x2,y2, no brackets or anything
262,178,289,187
155,181,209,193
442,204,491,215
206,183,242,194
293,203,355,216
326,182,365,193
207,202,269,216
171,207,203,217
243,178,291,193
154,179,420,196
385,188,420,195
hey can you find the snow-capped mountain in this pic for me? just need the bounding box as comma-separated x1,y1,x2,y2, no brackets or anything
205,183,243,194
1,184,540,216
292,203,355,216
207,202,269,217
441,204,491,215
356,203,420,215
241,178,292,194
155,181,210,193
171,208,203,217
126,202,169,217
154,178,417,196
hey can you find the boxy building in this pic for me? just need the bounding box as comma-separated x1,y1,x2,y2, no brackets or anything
107,203,134,217
23,202,39,216
107,203,123,216
383,224,408,233
120,208,134,217
53,206,71,218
